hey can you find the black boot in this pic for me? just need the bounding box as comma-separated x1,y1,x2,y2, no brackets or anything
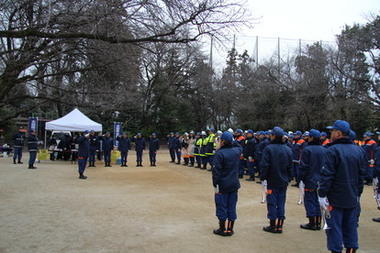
263,219,277,233
28,164,36,169
13,159,16,164
373,217,380,222
246,175,255,181
153,162,156,167
346,248,356,253
300,217,318,230
226,220,235,236
150,161,153,167
276,219,284,234
316,216,322,230
213,220,227,236
140,162,143,167
201,165,206,170
18,159,23,164
79,173,87,180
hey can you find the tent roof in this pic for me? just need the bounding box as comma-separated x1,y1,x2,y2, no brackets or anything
45,108,102,132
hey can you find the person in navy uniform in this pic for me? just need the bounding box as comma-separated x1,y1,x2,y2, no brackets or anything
27,130,38,169
372,144,380,222
254,131,270,183
76,130,90,179
260,126,293,234
318,120,366,253
88,130,98,167
149,133,160,166
212,131,242,236
101,132,113,167
174,132,182,164
299,129,326,230
12,127,25,164
117,132,131,167
243,129,256,182
362,131,378,185
291,130,306,187
167,132,176,163
132,133,146,167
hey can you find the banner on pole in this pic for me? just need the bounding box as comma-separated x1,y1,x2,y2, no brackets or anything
114,122,123,146
29,117,38,135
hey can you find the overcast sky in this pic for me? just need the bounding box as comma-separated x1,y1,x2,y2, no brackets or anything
212,0,379,66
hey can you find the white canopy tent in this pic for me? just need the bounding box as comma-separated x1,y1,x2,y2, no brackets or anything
45,108,102,132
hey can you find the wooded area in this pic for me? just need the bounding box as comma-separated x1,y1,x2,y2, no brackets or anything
0,0,379,137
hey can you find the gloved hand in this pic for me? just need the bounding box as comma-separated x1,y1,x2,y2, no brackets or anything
318,197,329,211
370,159,375,165
261,180,267,188
214,184,219,193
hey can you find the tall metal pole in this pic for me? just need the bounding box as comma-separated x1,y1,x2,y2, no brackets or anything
209,35,213,70
256,36,259,68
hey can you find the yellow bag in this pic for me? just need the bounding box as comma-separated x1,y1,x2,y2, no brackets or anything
111,150,121,164
37,149,49,160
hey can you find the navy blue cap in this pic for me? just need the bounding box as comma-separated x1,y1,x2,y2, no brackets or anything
349,130,357,140
83,130,89,134
363,131,373,137
235,129,243,134
220,131,233,142
320,132,327,137
295,131,302,136
326,120,350,134
376,132,380,135
308,129,320,138
271,126,284,137
137,133,142,136
90,130,95,133
105,131,110,135
247,129,254,134
289,134,295,138
152,133,156,136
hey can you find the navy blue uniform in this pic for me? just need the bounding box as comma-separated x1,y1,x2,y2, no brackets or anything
173,136,181,163
117,136,131,166
132,137,146,164
260,140,292,221
167,135,176,162
299,141,326,220
362,138,378,183
255,137,270,176
101,136,113,166
77,135,90,176
243,136,256,177
212,142,242,222
12,131,24,163
28,133,38,168
149,137,160,165
88,134,98,166
318,137,366,252
292,137,306,183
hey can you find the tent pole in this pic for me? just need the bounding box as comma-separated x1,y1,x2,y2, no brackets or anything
44,130,47,149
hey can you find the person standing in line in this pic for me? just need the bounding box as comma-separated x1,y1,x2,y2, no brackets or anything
318,120,366,253
167,132,176,163
372,144,380,222
254,131,270,183
88,130,98,167
212,131,242,237
132,133,146,167
291,130,306,187
76,130,90,179
188,131,196,167
12,127,25,164
117,132,131,167
260,126,293,234
299,129,326,230
101,132,114,167
244,129,257,182
27,130,38,169
149,133,160,167
193,132,204,168
174,132,182,165
362,132,378,185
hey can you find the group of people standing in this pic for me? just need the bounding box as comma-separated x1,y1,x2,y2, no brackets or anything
176,121,378,253
76,131,160,179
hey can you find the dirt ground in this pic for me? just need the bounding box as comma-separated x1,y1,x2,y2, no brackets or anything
0,150,379,253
